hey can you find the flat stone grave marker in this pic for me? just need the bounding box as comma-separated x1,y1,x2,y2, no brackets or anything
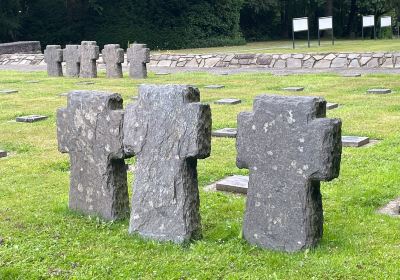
155,72,170,76
0,89,18,95
215,98,241,105
26,80,40,84
76,81,95,85
212,128,237,138
204,85,225,89
0,150,7,158
16,115,48,123
342,136,370,147
377,197,400,217
283,87,304,92
367,89,392,94
216,175,249,194
343,73,361,77
326,103,339,110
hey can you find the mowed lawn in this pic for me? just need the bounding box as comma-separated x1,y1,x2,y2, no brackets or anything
0,70,400,279
155,39,400,54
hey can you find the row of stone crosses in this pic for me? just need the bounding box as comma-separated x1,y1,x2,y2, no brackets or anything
45,41,149,79
57,84,342,253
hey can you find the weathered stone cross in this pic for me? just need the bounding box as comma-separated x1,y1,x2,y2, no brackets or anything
44,45,63,77
236,95,342,252
127,43,150,79
57,90,129,221
123,84,211,243
63,45,81,77
79,41,99,78
102,44,124,78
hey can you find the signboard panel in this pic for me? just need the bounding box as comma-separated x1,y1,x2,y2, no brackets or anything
319,17,333,30
363,15,375,27
293,17,308,32
381,16,392,27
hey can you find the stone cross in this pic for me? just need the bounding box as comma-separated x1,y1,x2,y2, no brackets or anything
63,45,81,77
124,84,211,243
102,44,124,78
236,95,342,252
44,45,63,77
79,41,99,78
127,44,150,79
57,90,129,221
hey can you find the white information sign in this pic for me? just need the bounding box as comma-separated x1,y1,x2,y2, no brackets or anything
381,16,392,27
319,17,333,30
363,15,375,27
293,17,309,32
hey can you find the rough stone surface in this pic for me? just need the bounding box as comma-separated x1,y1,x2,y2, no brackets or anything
342,136,370,147
127,44,150,79
236,95,342,252
283,87,304,92
0,150,7,158
367,89,392,94
377,197,400,217
215,98,241,105
0,89,18,95
57,90,129,221
16,115,48,123
44,45,63,77
124,84,211,243
216,175,249,194
63,45,81,77
212,128,237,138
79,41,99,78
102,44,124,78
0,41,41,55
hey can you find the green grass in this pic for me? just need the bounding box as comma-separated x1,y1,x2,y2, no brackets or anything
154,39,400,54
1,70,400,279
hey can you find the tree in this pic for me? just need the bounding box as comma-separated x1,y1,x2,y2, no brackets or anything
0,0,21,42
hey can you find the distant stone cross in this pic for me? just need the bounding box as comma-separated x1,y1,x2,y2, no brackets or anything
236,95,342,252
102,44,124,78
63,45,81,77
57,90,129,221
79,41,99,78
124,84,211,243
127,43,150,79
44,45,63,77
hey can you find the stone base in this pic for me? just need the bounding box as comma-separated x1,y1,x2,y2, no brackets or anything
342,136,370,147
16,115,48,123
212,128,237,138
216,175,249,194
327,103,339,110
367,89,392,94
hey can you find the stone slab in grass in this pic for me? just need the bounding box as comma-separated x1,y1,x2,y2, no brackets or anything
282,87,304,92
216,175,249,194
327,103,339,110
154,72,170,76
377,197,400,217
367,88,392,94
204,85,225,89
76,81,95,85
214,98,241,105
343,73,361,77
212,128,237,138
342,136,370,147
0,89,18,95
16,115,48,123
26,80,40,84
0,150,7,158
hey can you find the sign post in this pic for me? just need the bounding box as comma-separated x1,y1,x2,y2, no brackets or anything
292,17,310,49
362,15,376,40
318,16,334,46
380,16,392,39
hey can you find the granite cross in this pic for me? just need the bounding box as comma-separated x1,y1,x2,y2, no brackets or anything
102,44,124,78
57,90,129,221
236,95,342,252
44,45,63,77
79,41,99,78
127,44,150,79
63,45,81,77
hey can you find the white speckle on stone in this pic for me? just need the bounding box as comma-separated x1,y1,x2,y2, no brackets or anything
297,241,302,245
299,138,305,143
303,165,309,171
175,155,180,160
106,115,110,121
89,205,93,211
133,141,137,146
98,106,104,111
160,223,165,231
298,146,304,153
77,184,83,192
255,201,261,207
272,165,278,171
149,201,154,208
254,233,259,239
297,169,303,175
287,110,296,124
263,120,276,133
139,136,143,141
132,214,140,220
87,129,93,140
252,125,256,131
291,161,297,168
135,122,139,127
253,166,258,171
105,144,111,152
256,193,261,198
267,151,273,156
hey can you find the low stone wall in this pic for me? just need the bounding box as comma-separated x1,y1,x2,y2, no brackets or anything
0,41,41,55
2,51,400,69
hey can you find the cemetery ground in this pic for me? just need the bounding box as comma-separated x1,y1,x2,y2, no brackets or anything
157,39,400,54
0,70,400,279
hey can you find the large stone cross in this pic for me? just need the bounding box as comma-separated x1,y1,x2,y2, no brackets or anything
79,41,99,78
236,95,342,252
102,44,124,78
44,45,63,77
124,84,211,243
63,45,81,77
57,90,129,221
127,44,150,79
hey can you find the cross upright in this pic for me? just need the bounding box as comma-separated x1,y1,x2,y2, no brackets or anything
63,45,81,77
57,90,130,221
123,84,211,243
44,45,63,77
236,95,342,252
127,43,150,79
102,44,124,78
79,41,99,78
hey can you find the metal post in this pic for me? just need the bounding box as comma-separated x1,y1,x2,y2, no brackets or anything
307,18,310,48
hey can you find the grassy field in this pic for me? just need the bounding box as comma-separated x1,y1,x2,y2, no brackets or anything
0,70,400,279
154,39,400,54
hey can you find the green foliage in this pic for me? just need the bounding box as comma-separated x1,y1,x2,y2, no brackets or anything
0,0,21,42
